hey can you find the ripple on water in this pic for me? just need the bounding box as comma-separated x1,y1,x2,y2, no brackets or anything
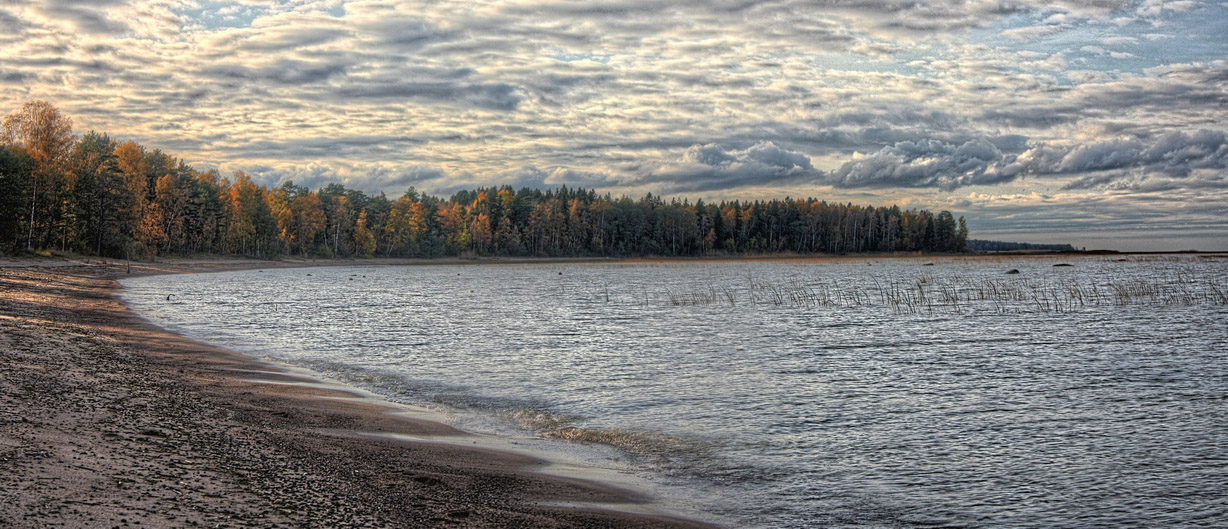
120,256,1228,528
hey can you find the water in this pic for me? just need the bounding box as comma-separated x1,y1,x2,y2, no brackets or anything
119,255,1228,528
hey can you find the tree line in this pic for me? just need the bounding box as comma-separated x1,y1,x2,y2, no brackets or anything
1,101,968,260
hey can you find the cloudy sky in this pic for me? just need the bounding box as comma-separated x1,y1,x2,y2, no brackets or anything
2,0,1226,250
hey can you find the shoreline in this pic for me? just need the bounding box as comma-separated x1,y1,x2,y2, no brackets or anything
0,260,716,528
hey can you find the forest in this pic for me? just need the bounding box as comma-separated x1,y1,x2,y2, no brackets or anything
1,101,968,260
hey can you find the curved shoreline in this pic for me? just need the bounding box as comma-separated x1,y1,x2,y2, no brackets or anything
0,259,717,528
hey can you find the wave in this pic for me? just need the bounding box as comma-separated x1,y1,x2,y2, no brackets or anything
542,426,712,461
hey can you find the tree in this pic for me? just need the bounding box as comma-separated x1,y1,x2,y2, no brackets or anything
114,141,149,210
326,194,351,257
185,170,227,254
224,171,276,257
70,131,131,256
2,101,74,165
153,174,188,253
956,216,969,251
383,196,414,256
0,148,33,252
134,202,168,251
353,210,376,258
289,192,327,256
2,100,74,250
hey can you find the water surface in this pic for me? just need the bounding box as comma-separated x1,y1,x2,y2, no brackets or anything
121,255,1228,528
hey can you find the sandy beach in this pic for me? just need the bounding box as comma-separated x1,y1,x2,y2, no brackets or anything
0,258,714,528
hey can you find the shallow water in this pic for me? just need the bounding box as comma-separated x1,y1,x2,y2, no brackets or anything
121,255,1228,528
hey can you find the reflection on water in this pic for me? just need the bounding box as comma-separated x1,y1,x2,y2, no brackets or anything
121,255,1228,528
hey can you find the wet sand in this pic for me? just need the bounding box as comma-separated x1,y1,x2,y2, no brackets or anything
0,258,714,528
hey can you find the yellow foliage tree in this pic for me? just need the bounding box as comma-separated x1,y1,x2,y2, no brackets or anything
353,210,376,258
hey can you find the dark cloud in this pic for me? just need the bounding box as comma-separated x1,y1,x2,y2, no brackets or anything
1035,130,1228,181
1058,130,1228,189
40,0,128,34
154,88,210,106
0,69,33,83
0,9,24,33
544,166,616,187
334,80,523,111
202,59,348,85
222,135,427,161
980,105,1081,128
361,16,459,49
243,163,339,191
237,27,351,52
828,130,1228,190
828,137,1012,190
1061,171,1130,190
633,141,820,193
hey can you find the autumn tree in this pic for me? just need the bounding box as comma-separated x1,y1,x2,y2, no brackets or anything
289,192,327,256
153,174,188,252
2,100,75,250
134,202,167,251
353,210,376,257
437,201,470,254
70,131,131,256
114,142,149,208
224,171,277,257
383,196,414,256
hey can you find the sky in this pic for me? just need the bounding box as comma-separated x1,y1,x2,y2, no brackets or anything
1,0,1226,251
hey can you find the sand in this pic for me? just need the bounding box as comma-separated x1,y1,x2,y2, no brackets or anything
0,258,715,528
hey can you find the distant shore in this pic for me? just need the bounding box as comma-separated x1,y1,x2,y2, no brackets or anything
0,259,715,528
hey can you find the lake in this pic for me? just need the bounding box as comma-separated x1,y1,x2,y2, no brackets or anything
120,255,1228,528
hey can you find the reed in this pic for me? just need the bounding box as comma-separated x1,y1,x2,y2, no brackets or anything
638,270,1227,315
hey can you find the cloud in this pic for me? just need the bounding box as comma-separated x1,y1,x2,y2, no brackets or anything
0,9,24,33
0,0,1224,248
220,134,427,161
359,16,460,49
1002,25,1062,40
631,141,821,193
237,27,350,51
0,69,34,83
38,0,129,34
1046,130,1228,188
333,80,524,110
202,59,348,85
239,162,464,196
825,130,1228,190
1052,130,1228,190
827,137,1014,189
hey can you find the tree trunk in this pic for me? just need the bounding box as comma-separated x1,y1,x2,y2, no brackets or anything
26,178,36,251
